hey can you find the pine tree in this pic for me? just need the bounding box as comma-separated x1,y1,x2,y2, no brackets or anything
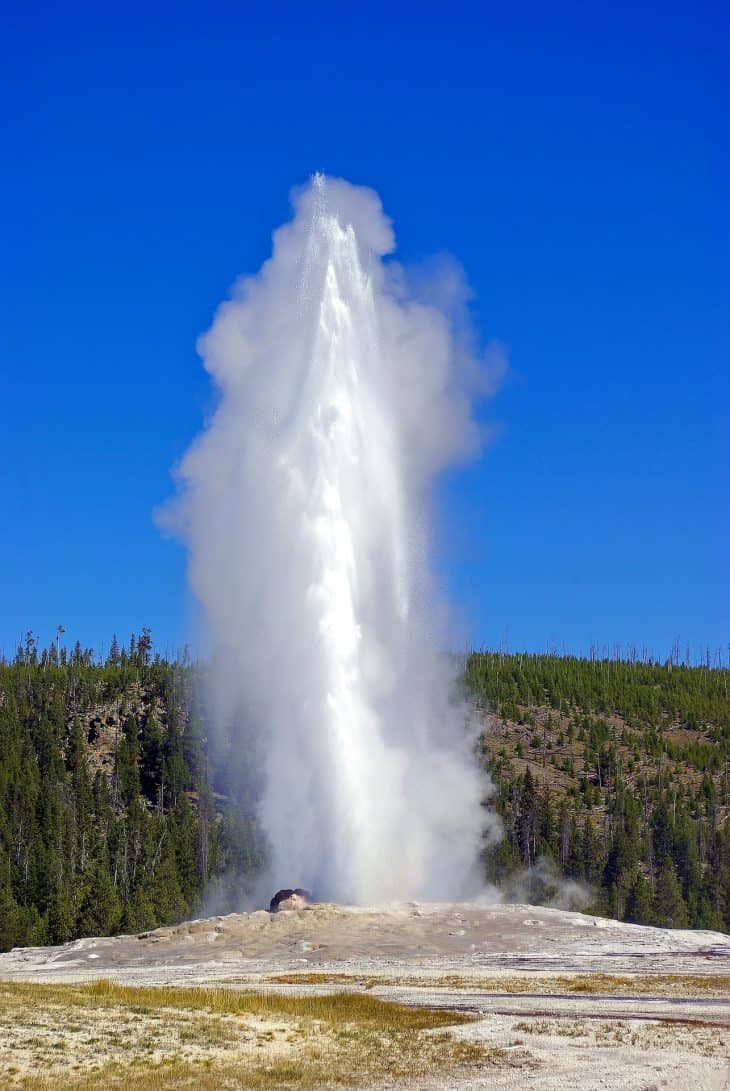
653,860,689,928
76,863,121,937
625,870,653,924
140,714,162,803
116,715,141,806
0,882,20,950
47,879,76,943
137,627,153,668
516,768,538,865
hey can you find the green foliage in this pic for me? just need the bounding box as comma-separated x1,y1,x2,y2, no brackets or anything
625,869,653,924
470,650,730,933
465,650,730,740
0,631,262,952
1,638,727,952
653,860,689,928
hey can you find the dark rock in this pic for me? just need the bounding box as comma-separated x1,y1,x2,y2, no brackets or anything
269,888,312,913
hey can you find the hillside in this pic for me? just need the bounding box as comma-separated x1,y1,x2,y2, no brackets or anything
0,633,728,953
467,651,730,929
0,632,263,952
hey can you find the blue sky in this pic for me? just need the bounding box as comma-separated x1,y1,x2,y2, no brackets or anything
1,1,727,661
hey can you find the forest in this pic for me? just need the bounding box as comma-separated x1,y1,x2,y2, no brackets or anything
0,632,728,952
467,649,730,931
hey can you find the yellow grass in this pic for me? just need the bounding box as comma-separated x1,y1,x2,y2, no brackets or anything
0,980,503,1089
266,972,730,998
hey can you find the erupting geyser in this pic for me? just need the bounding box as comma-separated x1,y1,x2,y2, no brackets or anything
166,175,500,905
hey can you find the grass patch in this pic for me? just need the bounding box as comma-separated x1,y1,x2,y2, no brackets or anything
0,980,504,1090
267,972,730,998
16,978,468,1027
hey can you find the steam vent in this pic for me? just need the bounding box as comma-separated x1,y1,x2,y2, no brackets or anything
269,888,312,912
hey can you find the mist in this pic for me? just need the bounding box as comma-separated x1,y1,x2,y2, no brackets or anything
164,175,501,905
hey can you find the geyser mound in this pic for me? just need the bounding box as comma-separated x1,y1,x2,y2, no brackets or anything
165,174,501,906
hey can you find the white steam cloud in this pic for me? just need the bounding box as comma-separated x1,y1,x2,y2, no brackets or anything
166,175,501,904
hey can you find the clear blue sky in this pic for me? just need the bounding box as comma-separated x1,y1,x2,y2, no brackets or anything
2,1,727,661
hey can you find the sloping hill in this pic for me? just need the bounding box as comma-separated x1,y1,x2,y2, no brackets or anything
0,636,728,953
467,652,730,929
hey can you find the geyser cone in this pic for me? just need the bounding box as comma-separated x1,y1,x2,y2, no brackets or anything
166,175,498,905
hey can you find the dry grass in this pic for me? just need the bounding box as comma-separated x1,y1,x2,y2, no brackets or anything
0,979,504,1089
511,1015,728,1058
513,1019,588,1038
267,972,730,998
546,973,730,997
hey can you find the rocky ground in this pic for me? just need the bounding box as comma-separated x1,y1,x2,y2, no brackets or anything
0,901,728,1089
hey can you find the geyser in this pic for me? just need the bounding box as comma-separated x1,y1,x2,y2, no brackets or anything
167,175,499,904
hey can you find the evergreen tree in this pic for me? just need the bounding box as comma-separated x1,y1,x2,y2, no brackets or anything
516,768,538,865
76,863,122,937
116,715,141,806
47,878,76,944
625,870,653,924
653,860,689,928
140,714,162,804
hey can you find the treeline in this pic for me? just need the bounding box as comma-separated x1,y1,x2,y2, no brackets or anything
467,652,730,932
1,637,728,953
0,631,261,952
465,650,730,738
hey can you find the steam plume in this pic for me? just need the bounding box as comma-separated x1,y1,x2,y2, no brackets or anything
166,175,500,904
